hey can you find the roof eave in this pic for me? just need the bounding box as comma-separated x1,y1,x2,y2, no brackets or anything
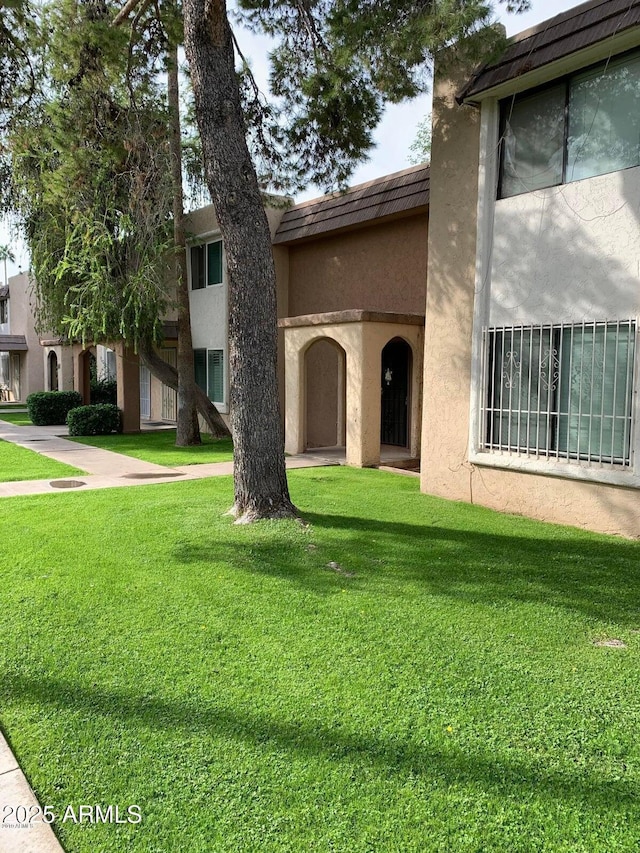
458,23,640,105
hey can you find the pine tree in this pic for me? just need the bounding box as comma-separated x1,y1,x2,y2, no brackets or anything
181,0,526,522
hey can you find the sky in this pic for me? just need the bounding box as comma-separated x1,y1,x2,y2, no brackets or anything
1,0,580,280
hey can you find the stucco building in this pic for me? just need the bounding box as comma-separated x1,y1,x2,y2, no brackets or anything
0,272,46,401
4,0,639,539
158,166,430,468
422,0,640,536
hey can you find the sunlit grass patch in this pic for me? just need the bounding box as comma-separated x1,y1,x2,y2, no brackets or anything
1,468,638,852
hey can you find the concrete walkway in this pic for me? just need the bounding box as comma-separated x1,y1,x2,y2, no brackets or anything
0,420,336,497
0,731,64,852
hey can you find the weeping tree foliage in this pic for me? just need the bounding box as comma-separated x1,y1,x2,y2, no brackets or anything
409,114,432,165
7,0,173,346
180,0,529,522
0,0,38,202
5,0,229,439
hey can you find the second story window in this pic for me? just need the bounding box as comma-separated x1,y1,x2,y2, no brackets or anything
0,299,7,324
500,49,640,198
190,238,224,290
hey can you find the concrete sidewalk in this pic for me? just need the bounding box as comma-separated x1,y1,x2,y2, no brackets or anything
0,731,64,852
0,420,336,497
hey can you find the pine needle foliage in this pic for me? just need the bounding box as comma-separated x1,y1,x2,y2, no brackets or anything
234,0,530,191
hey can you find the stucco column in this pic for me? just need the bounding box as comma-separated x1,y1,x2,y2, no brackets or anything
116,343,141,434
72,346,92,404
346,325,380,467
283,329,305,455
421,60,480,499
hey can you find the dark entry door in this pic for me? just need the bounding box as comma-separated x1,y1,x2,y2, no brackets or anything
381,339,409,447
48,351,58,391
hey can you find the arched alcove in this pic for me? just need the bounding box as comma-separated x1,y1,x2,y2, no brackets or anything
304,337,347,449
380,338,412,448
47,350,59,392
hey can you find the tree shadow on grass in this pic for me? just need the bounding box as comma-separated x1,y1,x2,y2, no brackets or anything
2,671,636,817
173,509,640,627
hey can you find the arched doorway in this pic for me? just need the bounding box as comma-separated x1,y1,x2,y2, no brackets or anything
381,338,412,447
304,337,346,449
79,348,96,404
48,351,59,391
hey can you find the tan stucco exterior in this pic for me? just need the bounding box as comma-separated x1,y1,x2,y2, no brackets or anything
287,215,428,317
282,312,423,467
420,52,640,538
1,273,44,400
280,206,428,465
41,345,74,392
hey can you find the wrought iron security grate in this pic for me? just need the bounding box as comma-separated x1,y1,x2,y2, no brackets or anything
480,320,637,467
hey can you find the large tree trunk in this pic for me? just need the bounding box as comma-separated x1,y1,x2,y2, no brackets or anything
168,44,201,447
139,340,230,438
182,0,297,522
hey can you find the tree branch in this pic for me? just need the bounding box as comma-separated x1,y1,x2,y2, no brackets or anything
112,0,146,27
138,340,231,438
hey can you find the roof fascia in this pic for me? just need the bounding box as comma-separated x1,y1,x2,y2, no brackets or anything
461,27,640,104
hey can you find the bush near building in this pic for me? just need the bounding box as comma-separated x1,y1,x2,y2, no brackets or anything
26,391,83,425
67,404,122,436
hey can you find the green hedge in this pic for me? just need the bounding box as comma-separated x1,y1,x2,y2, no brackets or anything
67,404,122,436
26,391,83,425
90,378,117,405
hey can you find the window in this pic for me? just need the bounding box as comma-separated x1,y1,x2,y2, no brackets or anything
500,50,640,197
194,347,225,405
481,321,636,467
0,299,7,324
105,349,116,381
190,238,224,289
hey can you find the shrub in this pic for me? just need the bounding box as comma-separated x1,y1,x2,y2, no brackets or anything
90,377,117,405
67,404,122,436
27,391,83,425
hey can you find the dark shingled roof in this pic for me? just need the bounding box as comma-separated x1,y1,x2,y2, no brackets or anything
0,335,27,351
0,286,8,299
273,164,429,245
459,0,640,102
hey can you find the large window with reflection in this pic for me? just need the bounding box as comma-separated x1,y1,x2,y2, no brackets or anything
500,50,640,198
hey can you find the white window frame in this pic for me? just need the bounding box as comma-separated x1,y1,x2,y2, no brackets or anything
194,346,227,409
188,234,225,291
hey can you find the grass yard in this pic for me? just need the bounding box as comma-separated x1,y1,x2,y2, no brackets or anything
0,437,84,482
68,429,233,466
0,410,33,426
1,468,639,852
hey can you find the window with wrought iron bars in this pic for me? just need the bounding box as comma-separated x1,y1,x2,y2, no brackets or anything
480,320,636,467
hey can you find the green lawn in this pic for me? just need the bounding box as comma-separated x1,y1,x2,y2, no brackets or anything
68,429,233,466
1,468,639,852
0,411,33,426
0,438,84,481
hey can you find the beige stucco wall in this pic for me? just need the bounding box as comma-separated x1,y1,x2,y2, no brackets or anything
285,318,423,466
42,345,74,392
421,60,640,538
6,273,44,399
287,215,428,317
